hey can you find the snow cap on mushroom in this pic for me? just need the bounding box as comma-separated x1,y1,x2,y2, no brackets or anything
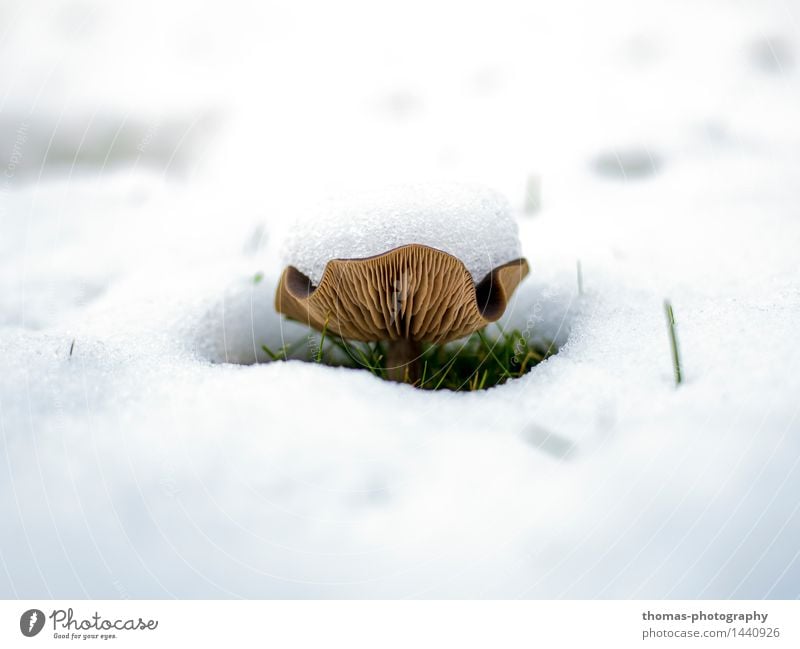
281,183,523,285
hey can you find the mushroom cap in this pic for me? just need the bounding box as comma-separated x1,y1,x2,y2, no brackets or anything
275,243,529,344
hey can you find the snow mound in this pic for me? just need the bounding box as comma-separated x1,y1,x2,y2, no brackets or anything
282,184,523,285
192,266,318,366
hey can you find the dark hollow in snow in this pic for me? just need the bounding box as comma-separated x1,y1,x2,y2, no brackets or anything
749,37,794,74
260,324,560,392
592,149,661,180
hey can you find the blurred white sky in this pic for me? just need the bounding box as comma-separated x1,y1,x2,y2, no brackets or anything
2,0,798,212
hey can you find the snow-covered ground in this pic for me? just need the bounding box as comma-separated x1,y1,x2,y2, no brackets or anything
1,0,799,598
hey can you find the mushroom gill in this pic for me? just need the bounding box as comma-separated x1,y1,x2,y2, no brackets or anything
275,243,529,381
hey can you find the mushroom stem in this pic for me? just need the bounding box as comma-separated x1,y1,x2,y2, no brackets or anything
386,338,422,383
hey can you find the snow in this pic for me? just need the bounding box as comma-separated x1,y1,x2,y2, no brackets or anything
2,0,800,599
282,184,522,284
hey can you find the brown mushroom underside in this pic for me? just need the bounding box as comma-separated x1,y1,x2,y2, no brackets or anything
275,243,529,345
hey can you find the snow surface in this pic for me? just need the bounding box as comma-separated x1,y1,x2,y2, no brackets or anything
2,0,800,599
282,184,522,284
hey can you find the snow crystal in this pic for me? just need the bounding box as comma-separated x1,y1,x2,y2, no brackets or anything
282,184,523,285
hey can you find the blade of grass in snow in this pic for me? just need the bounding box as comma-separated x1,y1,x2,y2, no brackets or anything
433,352,461,390
261,343,282,361
477,329,512,378
664,300,682,386
316,315,330,363
262,337,308,361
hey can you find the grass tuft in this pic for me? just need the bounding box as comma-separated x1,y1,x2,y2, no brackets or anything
261,324,556,391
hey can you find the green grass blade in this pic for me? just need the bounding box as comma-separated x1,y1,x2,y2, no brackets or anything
261,344,281,361
476,329,512,378
664,300,682,386
316,315,330,363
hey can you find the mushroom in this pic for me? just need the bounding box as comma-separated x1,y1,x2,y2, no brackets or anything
274,185,529,382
